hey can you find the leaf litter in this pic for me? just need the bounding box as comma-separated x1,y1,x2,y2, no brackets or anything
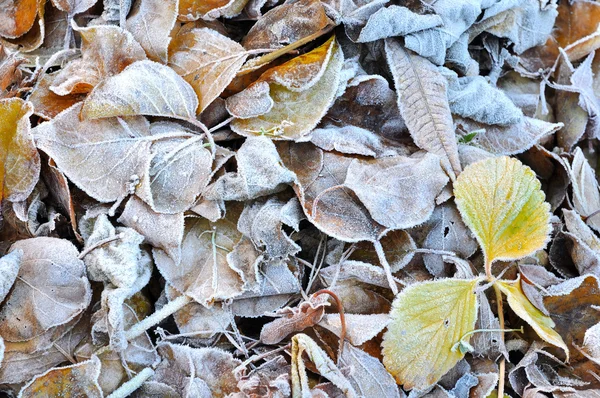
3,0,600,397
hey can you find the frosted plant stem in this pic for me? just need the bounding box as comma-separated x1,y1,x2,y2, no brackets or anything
124,295,192,341
107,367,154,398
374,240,399,295
493,281,506,398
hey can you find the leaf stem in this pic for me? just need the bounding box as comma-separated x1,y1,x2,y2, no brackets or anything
373,240,399,295
493,282,506,398
107,367,154,398
124,294,192,341
313,289,346,364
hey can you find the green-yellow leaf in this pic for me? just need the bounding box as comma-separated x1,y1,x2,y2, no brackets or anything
495,277,569,360
381,278,480,390
453,156,551,270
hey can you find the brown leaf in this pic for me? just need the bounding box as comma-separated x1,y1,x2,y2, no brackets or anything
126,0,177,63
568,148,600,232
51,0,96,15
0,249,21,303
50,23,147,96
384,38,461,178
0,0,40,39
178,0,248,21
168,26,248,113
0,237,91,342
28,71,86,119
19,356,102,397
0,98,40,203
242,0,333,50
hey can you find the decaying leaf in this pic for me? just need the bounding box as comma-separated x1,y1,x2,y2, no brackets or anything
0,98,40,204
0,248,20,303
0,0,39,39
569,148,600,232
454,156,551,271
230,36,343,141
381,278,480,390
385,39,461,178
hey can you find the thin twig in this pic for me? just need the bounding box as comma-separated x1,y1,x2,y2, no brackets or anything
78,234,123,259
313,289,346,364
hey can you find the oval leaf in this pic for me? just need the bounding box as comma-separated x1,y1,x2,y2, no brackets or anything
453,156,551,268
381,278,480,390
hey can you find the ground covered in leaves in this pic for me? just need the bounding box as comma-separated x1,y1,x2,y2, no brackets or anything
3,0,600,397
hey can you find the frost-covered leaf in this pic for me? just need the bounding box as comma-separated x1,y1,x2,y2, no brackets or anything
385,39,461,178
381,278,480,390
242,0,333,50
33,103,152,203
0,0,39,39
568,148,600,233
125,0,177,63
169,27,247,114
136,122,213,213
0,249,21,303
340,342,400,398
51,0,97,15
357,5,442,43
421,203,478,277
153,342,241,397
238,197,301,259
562,209,600,276
0,237,91,342
18,356,102,398
345,153,449,230
403,0,481,65
204,136,295,201
178,0,248,21
347,230,416,273
118,196,184,264
319,313,389,346
50,24,147,96
469,0,558,55
455,116,563,156
81,60,199,121
279,142,386,242
29,71,87,120
291,333,356,397
496,277,569,359
153,205,249,306
230,36,343,141
310,125,406,158
0,98,40,203
454,156,551,269
444,71,523,126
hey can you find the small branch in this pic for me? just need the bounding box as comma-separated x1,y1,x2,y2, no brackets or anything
313,289,346,364
107,367,154,398
374,240,399,295
124,295,192,341
78,234,123,259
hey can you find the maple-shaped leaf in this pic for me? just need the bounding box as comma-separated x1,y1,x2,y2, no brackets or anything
50,23,147,96
81,60,199,121
168,27,248,114
381,278,480,390
496,277,569,359
0,98,40,204
18,356,102,397
125,0,177,63
384,38,461,178
453,156,551,273
230,36,343,141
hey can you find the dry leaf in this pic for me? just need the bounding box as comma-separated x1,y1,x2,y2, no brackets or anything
384,39,461,178
0,98,40,203
568,147,600,232
381,278,480,390
0,0,40,39
0,249,21,303
51,0,97,15
178,0,248,21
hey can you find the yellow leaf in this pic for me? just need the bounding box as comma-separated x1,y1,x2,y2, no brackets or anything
453,156,551,272
0,98,40,203
496,277,569,360
381,278,480,390
229,36,343,141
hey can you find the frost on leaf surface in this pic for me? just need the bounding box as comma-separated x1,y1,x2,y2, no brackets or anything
453,156,551,267
381,278,479,390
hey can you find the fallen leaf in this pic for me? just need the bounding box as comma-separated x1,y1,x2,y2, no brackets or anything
0,249,21,303
0,0,40,39
51,0,97,15
168,26,248,113
568,147,600,232
454,156,551,272
178,0,248,21
381,278,480,390
125,0,177,63
384,39,461,178
0,98,40,203
496,277,569,359
357,5,442,43
18,356,102,398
